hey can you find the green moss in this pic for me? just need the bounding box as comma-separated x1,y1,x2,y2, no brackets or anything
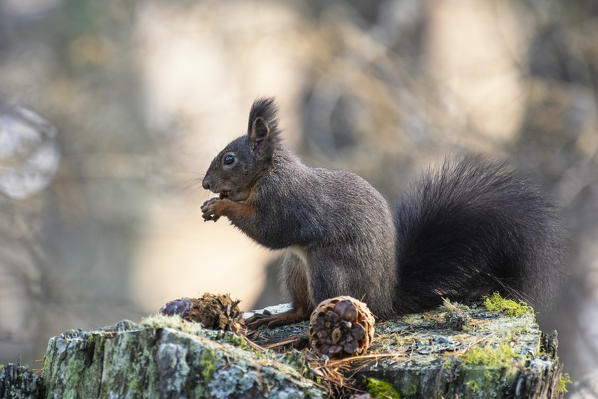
130,379,140,395
462,344,519,367
401,377,418,397
217,331,248,349
366,378,401,399
277,351,312,378
483,292,533,317
442,357,454,369
199,348,218,382
459,343,524,398
0,364,4,372
461,368,502,397
466,379,480,392
557,372,572,393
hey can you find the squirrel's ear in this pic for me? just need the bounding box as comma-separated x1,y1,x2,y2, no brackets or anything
247,97,280,159
249,116,270,145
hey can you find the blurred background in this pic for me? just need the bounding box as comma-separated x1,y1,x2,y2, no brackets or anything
0,0,597,395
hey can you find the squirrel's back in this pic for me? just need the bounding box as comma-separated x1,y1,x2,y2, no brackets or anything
393,157,562,313
255,150,398,317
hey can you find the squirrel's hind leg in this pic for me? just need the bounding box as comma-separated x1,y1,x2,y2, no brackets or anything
247,251,313,329
245,307,311,329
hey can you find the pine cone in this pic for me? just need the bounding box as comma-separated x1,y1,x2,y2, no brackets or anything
309,296,375,358
160,293,245,334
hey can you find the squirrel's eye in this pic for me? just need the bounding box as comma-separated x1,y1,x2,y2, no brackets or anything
223,155,235,165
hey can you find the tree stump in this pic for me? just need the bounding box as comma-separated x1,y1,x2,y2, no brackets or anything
2,299,566,398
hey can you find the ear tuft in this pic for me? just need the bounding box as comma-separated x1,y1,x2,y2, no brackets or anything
248,98,279,134
247,97,280,156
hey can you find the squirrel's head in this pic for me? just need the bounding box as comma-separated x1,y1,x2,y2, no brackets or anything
202,97,280,202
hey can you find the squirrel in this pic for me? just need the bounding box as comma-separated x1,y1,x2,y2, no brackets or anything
201,97,562,329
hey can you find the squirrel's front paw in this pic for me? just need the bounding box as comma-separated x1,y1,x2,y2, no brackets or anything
201,198,221,222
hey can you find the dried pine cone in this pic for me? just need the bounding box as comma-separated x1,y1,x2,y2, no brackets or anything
309,296,375,358
159,293,245,334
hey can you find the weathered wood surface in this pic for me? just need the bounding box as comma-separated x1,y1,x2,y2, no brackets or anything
1,300,565,398
250,301,564,398
41,318,324,399
0,363,44,399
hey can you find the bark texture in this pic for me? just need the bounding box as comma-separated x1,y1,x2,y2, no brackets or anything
2,300,565,398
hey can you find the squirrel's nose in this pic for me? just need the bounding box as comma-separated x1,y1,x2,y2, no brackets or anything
202,176,211,190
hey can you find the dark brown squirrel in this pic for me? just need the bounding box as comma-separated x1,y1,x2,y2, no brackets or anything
201,98,562,329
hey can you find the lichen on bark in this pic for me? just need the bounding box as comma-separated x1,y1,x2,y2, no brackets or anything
255,299,565,398
4,298,565,398
0,363,44,398
41,317,325,398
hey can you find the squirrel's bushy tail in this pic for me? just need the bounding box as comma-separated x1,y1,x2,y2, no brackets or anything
393,157,563,313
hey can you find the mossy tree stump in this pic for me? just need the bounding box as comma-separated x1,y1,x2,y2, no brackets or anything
41,318,324,398
2,299,565,398
249,301,565,398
